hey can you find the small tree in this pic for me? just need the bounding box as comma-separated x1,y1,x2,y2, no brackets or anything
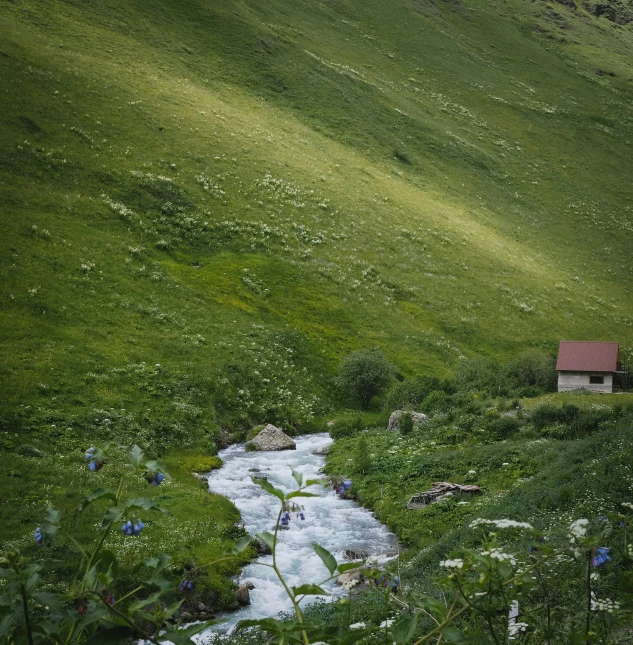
334,348,394,409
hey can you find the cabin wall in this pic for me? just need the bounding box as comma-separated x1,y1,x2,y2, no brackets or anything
557,372,613,393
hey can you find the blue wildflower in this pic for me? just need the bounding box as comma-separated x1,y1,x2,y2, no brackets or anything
34,527,44,546
592,547,611,568
133,521,145,536
151,473,165,487
121,520,133,536
179,579,195,593
84,447,95,460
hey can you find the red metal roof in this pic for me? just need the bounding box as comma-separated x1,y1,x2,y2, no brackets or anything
556,341,619,372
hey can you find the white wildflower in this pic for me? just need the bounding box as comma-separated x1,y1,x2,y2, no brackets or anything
341,579,358,591
349,622,365,630
440,558,464,569
621,502,633,511
569,519,589,541
379,620,394,628
480,548,517,566
467,469,476,475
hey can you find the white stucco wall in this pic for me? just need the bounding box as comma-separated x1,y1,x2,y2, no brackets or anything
557,372,613,393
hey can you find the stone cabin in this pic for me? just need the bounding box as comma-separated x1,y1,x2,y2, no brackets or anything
556,341,623,393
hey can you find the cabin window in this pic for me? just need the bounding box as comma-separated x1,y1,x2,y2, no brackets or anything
590,375,604,385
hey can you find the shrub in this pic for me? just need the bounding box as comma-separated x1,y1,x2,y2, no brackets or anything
329,416,364,439
384,375,446,410
421,390,451,413
506,350,557,392
488,416,520,440
531,404,562,430
399,412,414,435
334,348,394,409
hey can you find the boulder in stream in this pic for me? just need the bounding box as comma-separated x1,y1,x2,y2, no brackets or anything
248,424,296,451
234,584,251,606
312,442,332,455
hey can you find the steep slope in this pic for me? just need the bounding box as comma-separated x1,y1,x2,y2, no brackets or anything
0,0,632,439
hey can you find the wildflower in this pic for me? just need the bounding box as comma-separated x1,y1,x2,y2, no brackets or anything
569,518,589,541
622,502,633,511
34,527,44,546
379,619,394,628
440,558,464,569
342,579,358,591
121,520,145,536
84,447,95,460
104,593,115,606
480,548,517,566
89,460,104,472
467,469,476,475
592,547,610,568
146,472,165,486
179,579,195,593
349,622,365,630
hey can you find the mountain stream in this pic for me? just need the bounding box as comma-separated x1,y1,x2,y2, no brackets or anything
205,433,397,632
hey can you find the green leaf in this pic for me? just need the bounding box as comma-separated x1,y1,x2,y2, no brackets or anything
392,615,420,645
129,591,162,614
78,489,117,513
252,478,285,501
286,490,319,499
291,584,328,597
255,531,276,550
305,478,326,487
312,543,337,575
124,497,169,513
292,470,303,488
229,535,253,554
130,445,144,466
337,560,365,573
144,459,168,476
102,506,124,528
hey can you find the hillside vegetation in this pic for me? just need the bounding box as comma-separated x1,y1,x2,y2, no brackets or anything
1,0,633,634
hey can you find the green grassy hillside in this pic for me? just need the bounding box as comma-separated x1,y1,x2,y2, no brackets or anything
1,0,633,607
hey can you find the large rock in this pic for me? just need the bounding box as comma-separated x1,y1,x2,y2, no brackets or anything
387,410,427,432
234,584,251,606
249,424,296,451
312,442,332,455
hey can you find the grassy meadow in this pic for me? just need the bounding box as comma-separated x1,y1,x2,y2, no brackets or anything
1,0,633,622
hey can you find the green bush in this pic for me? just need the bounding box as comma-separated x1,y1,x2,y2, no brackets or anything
487,415,520,440
334,348,394,409
421,390,451,413
506,350,557,392
399,412,414,435
329,416,364,439
384,375,449,410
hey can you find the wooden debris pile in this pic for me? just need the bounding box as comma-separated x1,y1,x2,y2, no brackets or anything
407,481,482,510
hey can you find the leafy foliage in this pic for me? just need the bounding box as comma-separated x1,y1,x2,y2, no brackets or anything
334,349,394,409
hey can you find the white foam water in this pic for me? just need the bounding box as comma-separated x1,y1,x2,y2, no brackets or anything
205,433,397,632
